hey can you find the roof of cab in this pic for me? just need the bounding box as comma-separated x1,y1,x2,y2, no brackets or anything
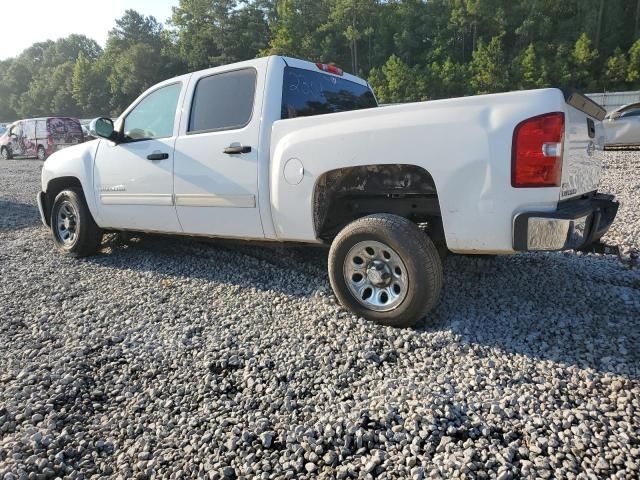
278,56,369,87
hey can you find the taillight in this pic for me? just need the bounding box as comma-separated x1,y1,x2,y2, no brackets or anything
316,63,343,76
47,135,53,145
512,112,564,188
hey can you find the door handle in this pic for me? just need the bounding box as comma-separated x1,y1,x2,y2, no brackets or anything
147,152,169,160
223,145,251,154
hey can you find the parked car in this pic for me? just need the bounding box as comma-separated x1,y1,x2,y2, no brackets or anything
36,56,618,327
602,102,640,146
0,117,84,160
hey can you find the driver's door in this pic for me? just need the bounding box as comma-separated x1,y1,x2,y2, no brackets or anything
93,81,184,232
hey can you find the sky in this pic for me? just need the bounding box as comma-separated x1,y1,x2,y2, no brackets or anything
0,0,180,61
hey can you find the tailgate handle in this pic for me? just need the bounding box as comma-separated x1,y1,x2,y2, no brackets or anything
587,118,595,138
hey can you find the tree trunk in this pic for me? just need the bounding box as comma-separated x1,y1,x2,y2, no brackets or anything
636,0,640,39
473,21,477,52
352,0,358,74
595,0,605,50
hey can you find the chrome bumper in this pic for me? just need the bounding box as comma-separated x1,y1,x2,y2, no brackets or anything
513,193,618,251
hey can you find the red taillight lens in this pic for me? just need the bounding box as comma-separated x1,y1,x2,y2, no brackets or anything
512,112,564,188
316,63,343,76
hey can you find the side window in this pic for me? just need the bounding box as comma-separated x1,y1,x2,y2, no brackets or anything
25,121,36,139
123,83,182,142
36,120,47,137
188,69,256,133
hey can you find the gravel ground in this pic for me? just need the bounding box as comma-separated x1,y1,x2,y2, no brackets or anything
0,152,639,480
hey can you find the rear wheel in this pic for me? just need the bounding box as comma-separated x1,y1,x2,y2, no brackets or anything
329,213,443,328
0,147,11,160
50,188,102,257
37,146,47,160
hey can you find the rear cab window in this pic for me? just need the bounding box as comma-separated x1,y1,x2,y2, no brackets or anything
281,66,377,119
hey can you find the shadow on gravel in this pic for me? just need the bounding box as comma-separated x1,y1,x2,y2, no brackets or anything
86,234,639,378
424,253,640,379
0,200,40,231
85,233,330,299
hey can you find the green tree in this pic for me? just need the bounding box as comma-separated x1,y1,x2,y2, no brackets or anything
604,48,628,90
516,43,548,89
627,39,640,85
72,53,110,116
368,54,426,104
104,10,183,115
425,57,468,99
571,33,598,90
171,0,269,70
470,36,508,94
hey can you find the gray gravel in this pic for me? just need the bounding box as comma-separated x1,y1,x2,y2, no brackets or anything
1,153,639,479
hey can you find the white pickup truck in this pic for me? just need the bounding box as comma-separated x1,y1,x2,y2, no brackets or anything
37,55,618,327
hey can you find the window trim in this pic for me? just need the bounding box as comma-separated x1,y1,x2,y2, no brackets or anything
186,67,258,136
121,81,183,144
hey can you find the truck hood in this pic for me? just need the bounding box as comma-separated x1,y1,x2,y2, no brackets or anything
45,139,99,167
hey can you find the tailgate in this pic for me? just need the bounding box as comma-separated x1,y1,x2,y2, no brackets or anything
559,90,607,200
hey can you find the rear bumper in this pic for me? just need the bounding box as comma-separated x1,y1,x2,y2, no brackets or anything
513,193,618,251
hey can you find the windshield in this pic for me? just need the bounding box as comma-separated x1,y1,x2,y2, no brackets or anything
281,66,377,119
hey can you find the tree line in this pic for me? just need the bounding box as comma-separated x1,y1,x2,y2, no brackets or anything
2,0,640,122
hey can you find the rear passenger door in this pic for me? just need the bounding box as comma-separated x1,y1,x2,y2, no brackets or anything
173,66,265,238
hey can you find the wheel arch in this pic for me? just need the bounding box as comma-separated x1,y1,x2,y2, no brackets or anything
42,176,85,226
312,164,446,248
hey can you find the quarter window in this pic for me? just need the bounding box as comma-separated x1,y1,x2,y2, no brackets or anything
123,83,182,142
188,69,256,133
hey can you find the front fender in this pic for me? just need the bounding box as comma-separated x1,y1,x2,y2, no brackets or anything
41,140,103,225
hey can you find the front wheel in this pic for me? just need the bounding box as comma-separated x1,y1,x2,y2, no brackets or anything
37,146,47,160
50,188,102,257
328,214,443,328
0,147,11,160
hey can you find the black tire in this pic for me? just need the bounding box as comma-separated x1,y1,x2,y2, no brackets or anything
50,188,102,257
37,146,47,161
0,147,11,160
328,213,443,328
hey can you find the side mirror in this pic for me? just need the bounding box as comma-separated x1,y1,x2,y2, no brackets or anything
89,117,117,142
